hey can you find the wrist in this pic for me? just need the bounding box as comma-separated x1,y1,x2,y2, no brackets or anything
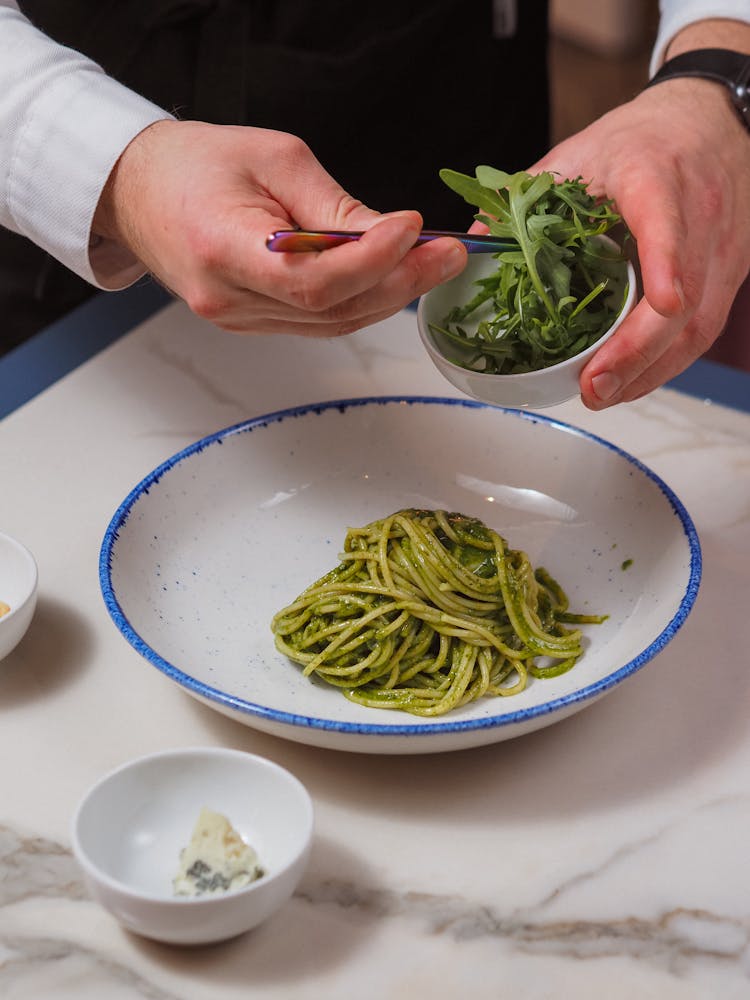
646,45,750,138
665,19,750,61
92,119,175,247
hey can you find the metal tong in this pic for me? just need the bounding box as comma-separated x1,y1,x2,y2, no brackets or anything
265,229,516,254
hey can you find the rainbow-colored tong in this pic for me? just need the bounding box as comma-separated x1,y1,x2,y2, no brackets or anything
266,229,517,254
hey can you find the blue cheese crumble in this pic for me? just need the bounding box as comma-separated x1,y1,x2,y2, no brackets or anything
173,807,264,896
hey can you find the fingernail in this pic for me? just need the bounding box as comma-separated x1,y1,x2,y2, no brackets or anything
591,371,623,402
441,243,466,280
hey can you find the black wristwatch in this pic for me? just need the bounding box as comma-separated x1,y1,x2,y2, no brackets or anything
645,48,750,133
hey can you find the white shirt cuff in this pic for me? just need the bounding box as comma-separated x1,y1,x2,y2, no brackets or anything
651,2,750,74
0,6,171,289
11,71,171,289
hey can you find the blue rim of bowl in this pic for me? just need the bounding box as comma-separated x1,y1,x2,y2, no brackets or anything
99,395,702,738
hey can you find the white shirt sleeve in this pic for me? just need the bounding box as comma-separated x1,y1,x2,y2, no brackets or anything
0,0,172,289
652,0,750,74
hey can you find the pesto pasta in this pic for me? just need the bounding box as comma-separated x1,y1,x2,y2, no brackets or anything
271,510,605,717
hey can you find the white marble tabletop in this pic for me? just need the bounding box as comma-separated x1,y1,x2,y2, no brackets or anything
2,299,750,999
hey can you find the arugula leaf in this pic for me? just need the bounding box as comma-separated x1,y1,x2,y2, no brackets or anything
438,169,507,219
433,168,630,375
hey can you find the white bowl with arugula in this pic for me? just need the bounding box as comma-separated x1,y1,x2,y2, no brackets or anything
417,167,636,409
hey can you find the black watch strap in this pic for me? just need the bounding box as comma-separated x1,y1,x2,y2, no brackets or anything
645,48,750,132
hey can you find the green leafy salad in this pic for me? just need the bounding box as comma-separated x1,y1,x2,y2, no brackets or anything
431,166,631,374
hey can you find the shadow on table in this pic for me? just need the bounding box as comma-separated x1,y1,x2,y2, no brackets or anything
0,596,93,706
129,833,379,985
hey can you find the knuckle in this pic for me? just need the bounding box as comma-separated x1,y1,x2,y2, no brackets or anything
336,192,368,226
275,133,315,174
288,276,339,314
186,285,230,321
401,251,432,301
188,228,226,272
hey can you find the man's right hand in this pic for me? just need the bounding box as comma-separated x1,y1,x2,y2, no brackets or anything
93,120,468,337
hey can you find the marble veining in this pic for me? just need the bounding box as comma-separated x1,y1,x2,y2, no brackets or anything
0,825,85,906
143,330,251,416
3,814,750,993
298,877,749,970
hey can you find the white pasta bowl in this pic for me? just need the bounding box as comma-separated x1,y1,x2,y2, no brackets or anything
417,242,636,409
71,747,313,945
0,531,38,662
100,397,701,754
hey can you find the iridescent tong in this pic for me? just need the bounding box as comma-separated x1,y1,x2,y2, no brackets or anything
265,229,517,254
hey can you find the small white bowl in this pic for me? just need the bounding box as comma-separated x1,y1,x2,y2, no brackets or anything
71,747,313,945
0,531,38,662
417,242,636,409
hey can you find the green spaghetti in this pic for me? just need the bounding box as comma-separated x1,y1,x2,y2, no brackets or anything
271,509,606,717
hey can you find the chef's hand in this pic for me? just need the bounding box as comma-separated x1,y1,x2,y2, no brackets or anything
92,120,467,336
529,22,750,410
531,84,749,409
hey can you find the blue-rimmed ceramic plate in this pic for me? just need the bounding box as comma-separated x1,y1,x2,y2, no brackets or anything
100,396,701,754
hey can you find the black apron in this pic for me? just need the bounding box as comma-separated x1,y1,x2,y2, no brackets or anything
2,1,549,351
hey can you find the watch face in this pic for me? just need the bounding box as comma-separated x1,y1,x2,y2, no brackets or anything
734,89,750,127
734,57,750,124
729,83,750,129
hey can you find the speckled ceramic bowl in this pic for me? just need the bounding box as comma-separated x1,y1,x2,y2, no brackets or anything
100,397,700,754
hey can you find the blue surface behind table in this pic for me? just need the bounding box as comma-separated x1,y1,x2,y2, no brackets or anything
0,282,748,420
0,281,171,419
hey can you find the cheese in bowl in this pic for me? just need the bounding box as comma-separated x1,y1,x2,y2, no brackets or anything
173,807,264,896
